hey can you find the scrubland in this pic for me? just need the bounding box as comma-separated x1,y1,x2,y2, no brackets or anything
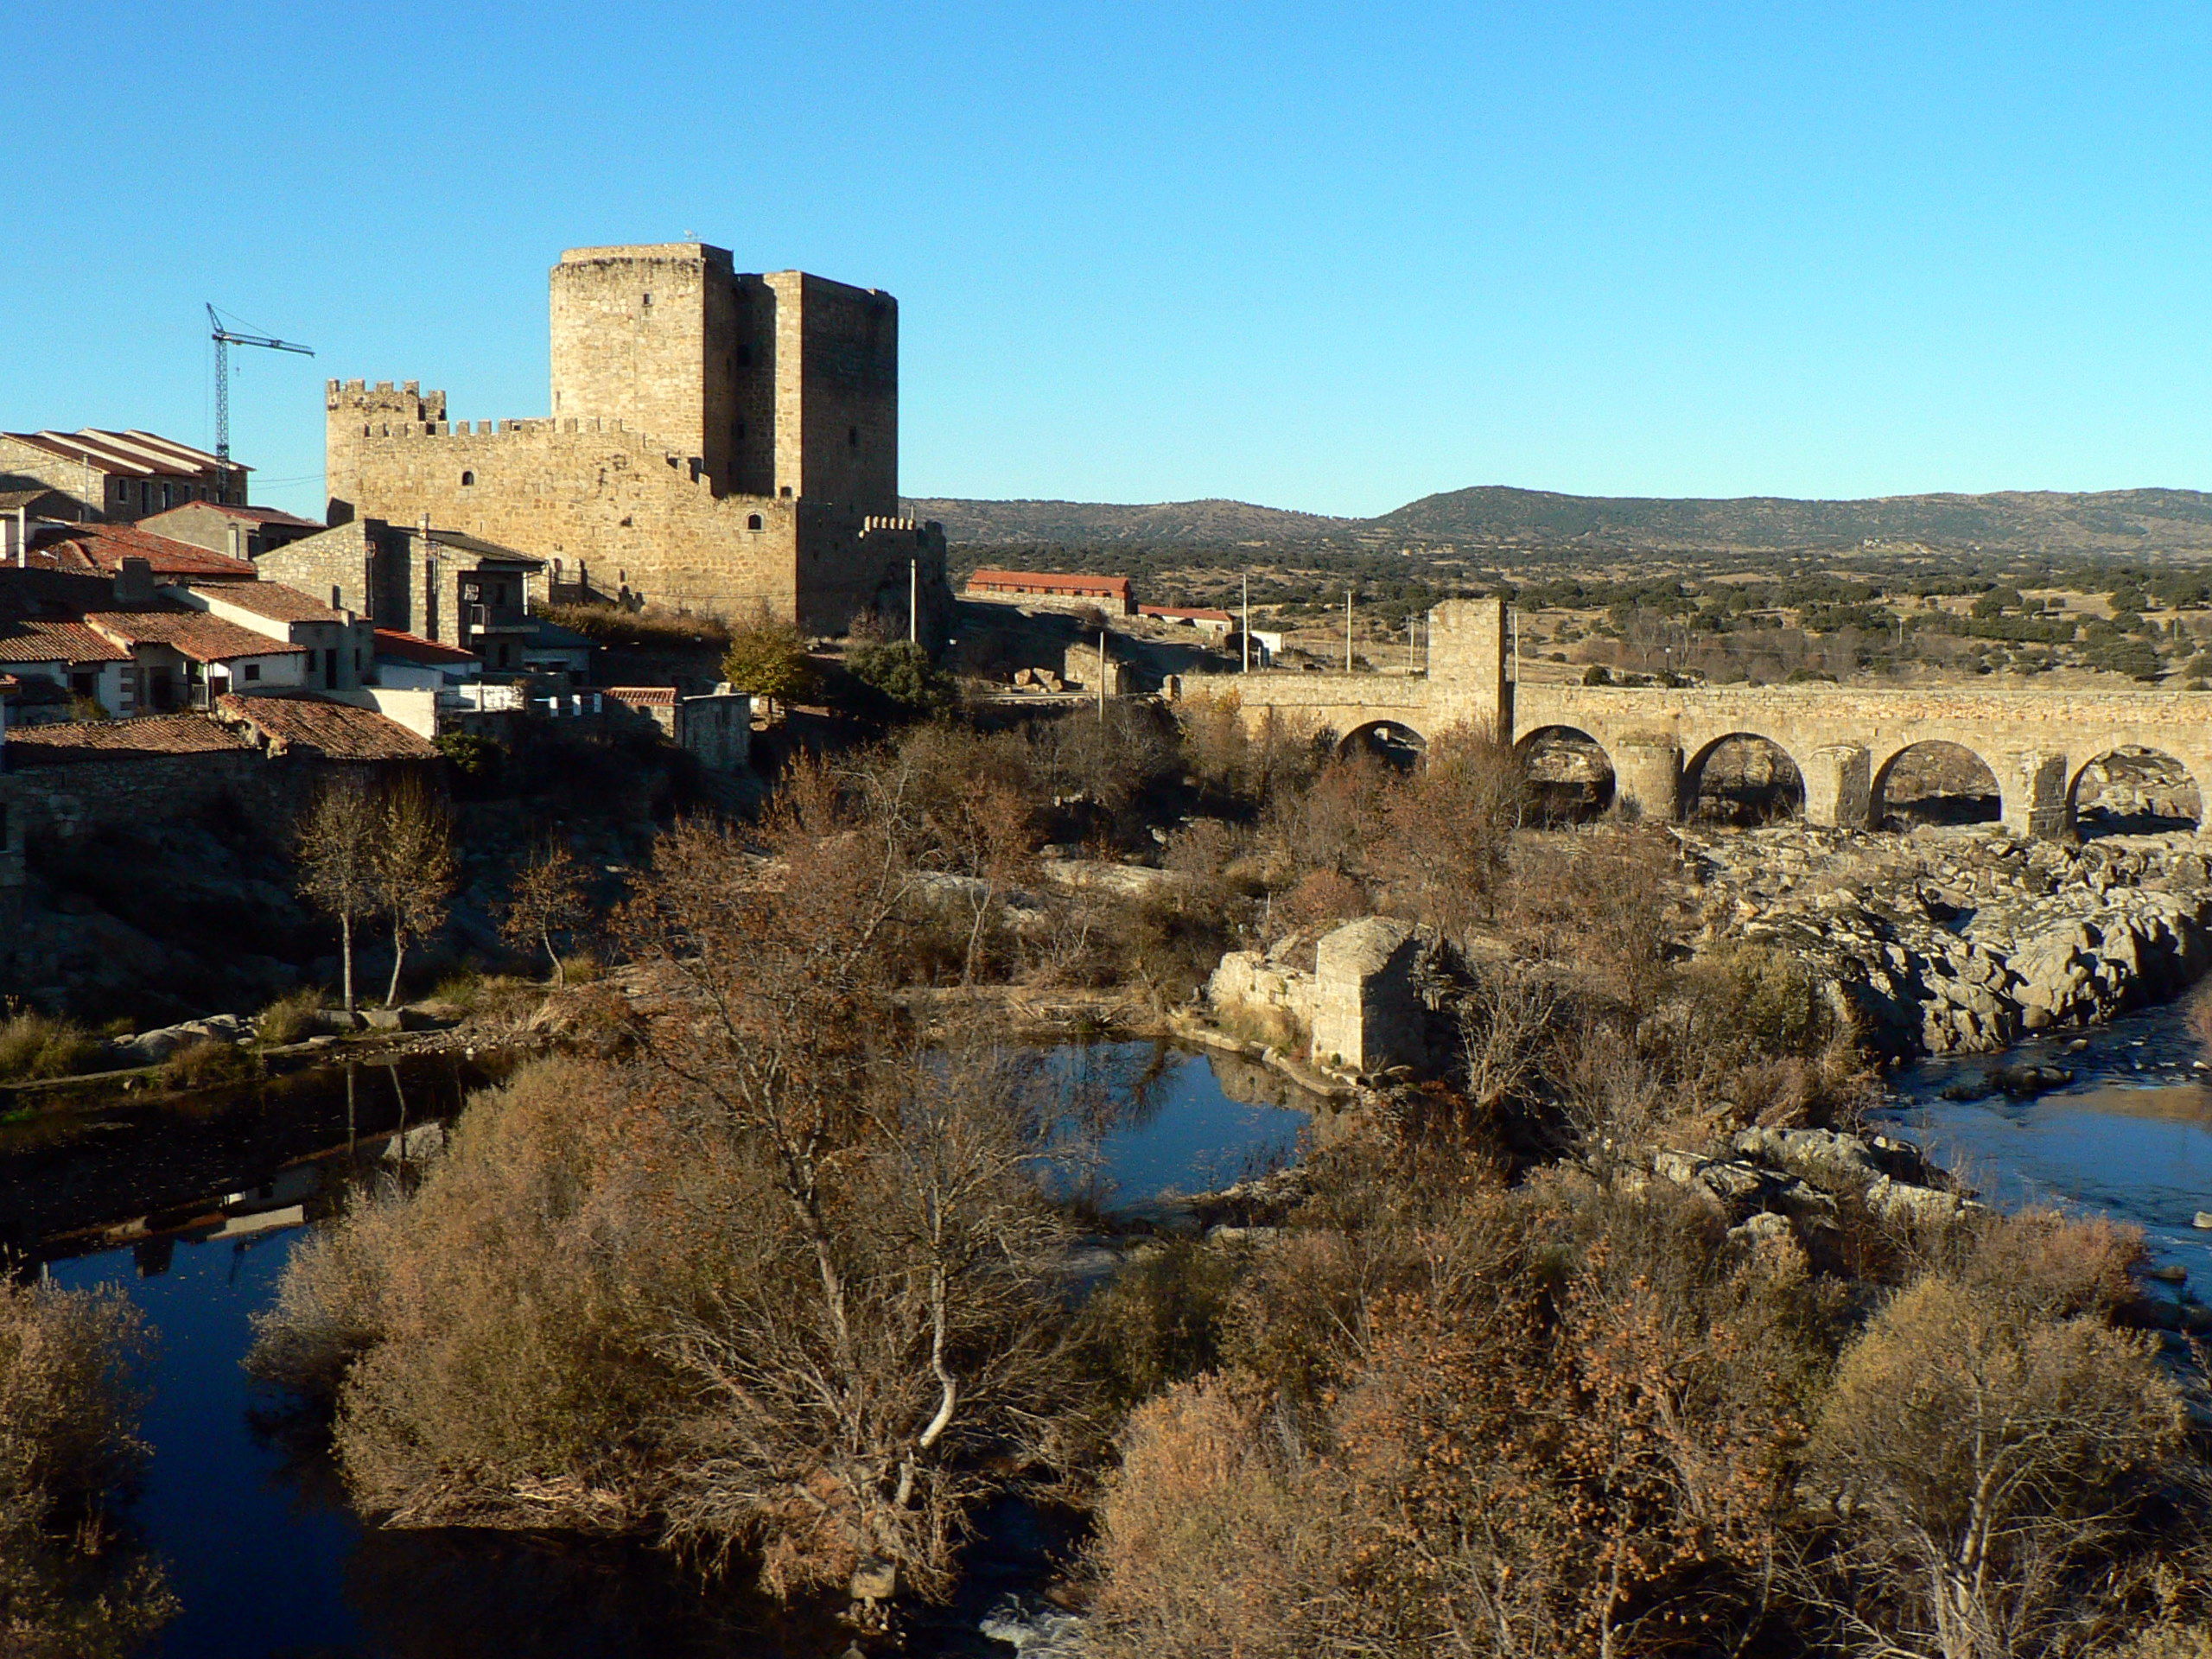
10,691,2204,1656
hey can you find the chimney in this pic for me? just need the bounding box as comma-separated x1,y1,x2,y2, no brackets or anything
114,556,155,607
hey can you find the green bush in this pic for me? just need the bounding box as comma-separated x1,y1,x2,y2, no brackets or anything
435,730,499,779
1082,1241,1245,1408
848,640,959,720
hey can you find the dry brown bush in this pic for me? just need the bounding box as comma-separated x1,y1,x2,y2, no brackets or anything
0,1281,172,1656
1800,1236,2190,1659
1367,723,1524,942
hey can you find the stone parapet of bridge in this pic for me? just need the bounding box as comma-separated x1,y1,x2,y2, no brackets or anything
1166,596,2212,840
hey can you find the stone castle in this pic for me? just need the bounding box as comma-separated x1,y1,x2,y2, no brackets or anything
325,244,948,633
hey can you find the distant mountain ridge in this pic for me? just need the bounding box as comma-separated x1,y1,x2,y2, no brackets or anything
905,486,2212,552
901,497,1355,544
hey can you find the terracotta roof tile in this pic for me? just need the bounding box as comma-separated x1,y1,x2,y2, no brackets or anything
31,524,258,580
372,627,480,665
1140,604,1235,623
4,713,253,765
603,685,677,706
188,581,346,624
967,569,1132,598
215,692,440,761
83,609,305,664
0,617,133,664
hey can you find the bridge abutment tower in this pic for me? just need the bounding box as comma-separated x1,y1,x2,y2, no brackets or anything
1428,597,1511,741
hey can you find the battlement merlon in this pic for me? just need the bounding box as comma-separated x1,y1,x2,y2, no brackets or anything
328,378,448,423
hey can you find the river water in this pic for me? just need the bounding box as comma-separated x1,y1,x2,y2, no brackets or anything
1876,999,2212,1277
11,1042,1313,1659
21,1009,2212,1655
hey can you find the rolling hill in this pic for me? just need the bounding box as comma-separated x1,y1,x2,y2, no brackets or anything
905,486,2212,553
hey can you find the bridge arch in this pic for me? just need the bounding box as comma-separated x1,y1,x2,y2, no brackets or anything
1516,724,1616,822
1682,732,1805,826
2069,745,2203,838
1872,741,2003,830
1337,720,1427,770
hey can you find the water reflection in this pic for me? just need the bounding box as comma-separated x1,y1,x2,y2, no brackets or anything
1044,1039,1316,1211
7,1040,1311,1656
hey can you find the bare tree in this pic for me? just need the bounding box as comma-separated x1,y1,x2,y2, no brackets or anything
617,797,1084,1605
373,777,457,1008
500,842,589,985
296,775,383,1014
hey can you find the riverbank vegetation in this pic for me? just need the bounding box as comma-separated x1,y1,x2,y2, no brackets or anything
245,702,2212,1653
0,1281,172,1656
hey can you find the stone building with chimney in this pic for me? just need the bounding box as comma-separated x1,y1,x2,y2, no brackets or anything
323,244,949,637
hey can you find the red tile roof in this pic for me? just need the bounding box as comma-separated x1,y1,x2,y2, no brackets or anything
4,713,253,765
1140,604,1235,623
372,627,479,665
189,581,346,624
0,617,132,664
215,692,440,761
603,685,677,707
84,609,305,664
3,429,243,480
33,524,258,581
966,569,1133,599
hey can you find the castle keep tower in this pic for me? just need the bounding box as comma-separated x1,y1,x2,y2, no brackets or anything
325,243,942,634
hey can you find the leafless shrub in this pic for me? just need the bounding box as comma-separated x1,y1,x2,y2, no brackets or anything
0,1281,173,1656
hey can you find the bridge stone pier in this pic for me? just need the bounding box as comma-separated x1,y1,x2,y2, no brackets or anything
1166,597,2212,841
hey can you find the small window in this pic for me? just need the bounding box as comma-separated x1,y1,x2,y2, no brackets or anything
461,470,474,487
330,586,342,609
747,513,763,531
641,292,652,307
779,485,792,498
848,425,859,448
244,664,261,683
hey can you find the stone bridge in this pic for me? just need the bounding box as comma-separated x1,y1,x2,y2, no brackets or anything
1166,597,2212,839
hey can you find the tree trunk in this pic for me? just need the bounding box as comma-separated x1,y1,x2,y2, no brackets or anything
340,912,356,1013
545,930,564,988
386,917,408,1008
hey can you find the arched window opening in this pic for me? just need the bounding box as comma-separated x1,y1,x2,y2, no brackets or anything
746,513,764,531
1874,742,2001,830
1517,726,1614,823
2073,747,2203,837
1338,721,1426,772
460,470,474,487
1687,734,1804,826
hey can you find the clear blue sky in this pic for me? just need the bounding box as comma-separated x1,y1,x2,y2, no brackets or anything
4,1,2210,520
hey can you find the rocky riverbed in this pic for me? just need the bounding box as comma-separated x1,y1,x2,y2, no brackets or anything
1686,823,2212,1058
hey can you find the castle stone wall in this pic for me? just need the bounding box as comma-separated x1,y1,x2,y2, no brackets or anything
323,245,930,633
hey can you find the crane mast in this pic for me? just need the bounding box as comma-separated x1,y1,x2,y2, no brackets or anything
207,303,314,462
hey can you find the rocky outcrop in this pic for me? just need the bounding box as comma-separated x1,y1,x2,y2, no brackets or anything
1645,1125,1980,1243
1687,824,2212,1056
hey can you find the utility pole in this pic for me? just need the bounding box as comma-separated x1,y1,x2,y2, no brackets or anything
207,303,314,463
1344,588,1353,672
1242,574,1250,673
1096,629,1108,722
909,558,918,644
